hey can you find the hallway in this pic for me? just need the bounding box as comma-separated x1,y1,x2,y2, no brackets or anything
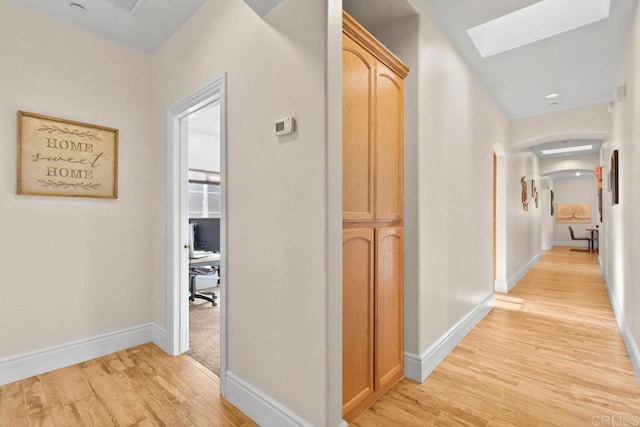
353,247,640,425
1,247,639,425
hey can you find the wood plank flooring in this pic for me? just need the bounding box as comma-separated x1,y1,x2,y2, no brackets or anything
2,247,638,426
0,343,256,426
352,246,640,426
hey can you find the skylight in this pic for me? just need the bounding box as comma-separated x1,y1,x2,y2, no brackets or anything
541,145,593,155
467,0,611,58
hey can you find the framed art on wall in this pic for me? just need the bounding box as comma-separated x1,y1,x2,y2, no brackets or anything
17,111,118,198
520,176,528,211
595,165,603,222
556,203,591,223
610,149,619,205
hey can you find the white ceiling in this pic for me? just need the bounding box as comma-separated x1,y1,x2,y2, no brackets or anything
13,0,638,121
343,0,632,170
343,0,417,32
345,0,638,119
10,0,617,181
10,0,206,53
423,0,638,119
547,170,595,181
532,138,602,159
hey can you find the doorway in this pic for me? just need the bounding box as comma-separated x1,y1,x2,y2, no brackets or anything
493,144,507,292
166,76,228,393
185,102,222,376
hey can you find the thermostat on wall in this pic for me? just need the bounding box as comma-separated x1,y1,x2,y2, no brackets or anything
274,116,296,136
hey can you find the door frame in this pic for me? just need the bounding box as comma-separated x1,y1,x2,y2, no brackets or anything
493,143,507,292
166,75,227,394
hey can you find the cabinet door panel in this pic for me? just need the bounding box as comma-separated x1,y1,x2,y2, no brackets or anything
343,35,375,221
375,64,404,220
375,227,404,390
342,228,375,414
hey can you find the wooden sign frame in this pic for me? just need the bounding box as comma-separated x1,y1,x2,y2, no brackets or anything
556,203,591,223
17,111,118,199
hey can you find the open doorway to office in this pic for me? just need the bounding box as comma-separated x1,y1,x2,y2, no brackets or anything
167,76,227,389
185,102,222,376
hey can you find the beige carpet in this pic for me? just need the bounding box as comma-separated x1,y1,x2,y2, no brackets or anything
187,288,220,376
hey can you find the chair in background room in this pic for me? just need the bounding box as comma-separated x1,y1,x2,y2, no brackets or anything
569,226,591,252
189,266,218,306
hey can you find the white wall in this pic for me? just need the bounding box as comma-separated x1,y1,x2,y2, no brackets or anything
506,150,541,282
604,1,640,378
188,130,220,172
539,153,600,247
506,105,610,284
540,178,554,250
506,103,611,285
151,1,339,425
551,177,599,246
511,103,611,148
187,103,220,172
418,6,510,358
378,5,510,358
539,153,600,176
0,2,153,357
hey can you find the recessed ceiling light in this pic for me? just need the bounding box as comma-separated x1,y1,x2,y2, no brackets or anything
545,93,561,99
467,0,611,58
541,144,593,155
576,172,581,176
69,2,87,13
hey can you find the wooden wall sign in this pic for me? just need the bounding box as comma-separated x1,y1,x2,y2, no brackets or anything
520,176,529,211
556,203,591,223
17,111,118,198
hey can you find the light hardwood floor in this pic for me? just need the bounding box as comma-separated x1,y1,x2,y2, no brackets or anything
352,246,640,426
2,247,639,426
0,343,256,426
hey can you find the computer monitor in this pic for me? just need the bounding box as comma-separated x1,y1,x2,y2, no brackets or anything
189,218,220,253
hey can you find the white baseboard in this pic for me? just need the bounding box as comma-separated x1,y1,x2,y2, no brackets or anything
404,294,494,383
226,371,313,427
494,279,509,293
598,256,605,281
606,284,640,385
541,243,552,250
506,252,542,292
152,323,170,354
0,323,159,386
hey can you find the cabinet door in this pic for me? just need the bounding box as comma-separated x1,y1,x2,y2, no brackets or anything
375,227,404,390
375,63,404,220
343,228,375,415
343,34,375,221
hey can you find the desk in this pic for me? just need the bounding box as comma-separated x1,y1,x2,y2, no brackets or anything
189,253,221,268
586,227,599,252
189,253,221,305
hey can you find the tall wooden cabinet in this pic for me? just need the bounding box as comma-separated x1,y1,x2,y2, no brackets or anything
342,11,408,422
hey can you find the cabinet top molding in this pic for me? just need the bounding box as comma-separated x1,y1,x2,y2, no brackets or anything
343,11,410,79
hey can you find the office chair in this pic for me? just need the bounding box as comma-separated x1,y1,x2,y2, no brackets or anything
189,265,218,306
569,226,591,252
